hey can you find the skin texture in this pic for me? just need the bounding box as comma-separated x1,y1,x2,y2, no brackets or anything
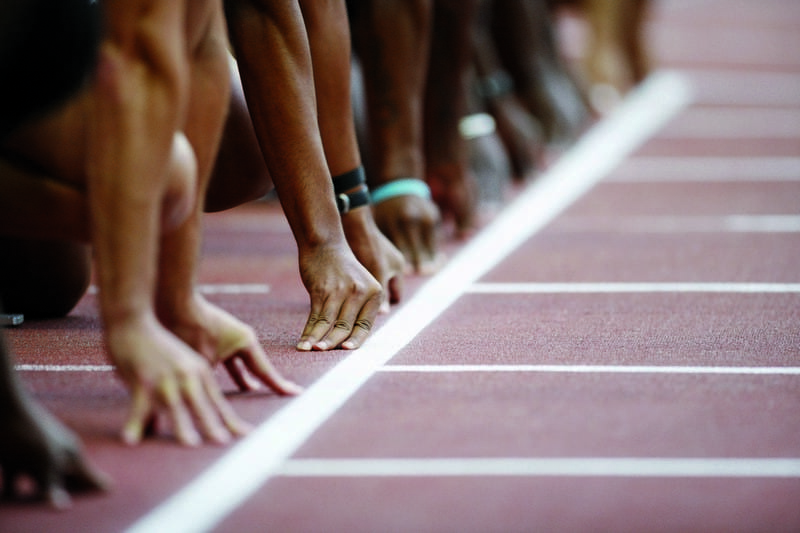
299,0,405,313
350,0,444,274
580,0,651,113
0,0,301,448
224,0,387,351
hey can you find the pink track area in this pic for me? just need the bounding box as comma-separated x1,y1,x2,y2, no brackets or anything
3,1,799,531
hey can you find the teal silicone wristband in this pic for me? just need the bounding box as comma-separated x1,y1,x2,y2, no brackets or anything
370,178,431,204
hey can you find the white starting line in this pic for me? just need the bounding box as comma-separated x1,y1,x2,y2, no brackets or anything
277,457,800,478
610,156,800,182
467,282,800,294
379,365,800,375
86,283,271,295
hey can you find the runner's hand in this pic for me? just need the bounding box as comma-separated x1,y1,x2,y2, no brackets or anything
0,398,110,509
341,206,405,313
372,195,443,275
161,294,304,394
296,241,383,351
106,312,251,447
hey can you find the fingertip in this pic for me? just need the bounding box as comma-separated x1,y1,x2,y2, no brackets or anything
121,425,142,447
281,380,304,396
296,340,312,351
312,340,329,351
178,431,202,448
47,486,72,511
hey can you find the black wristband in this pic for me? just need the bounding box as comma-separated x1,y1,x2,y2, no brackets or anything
332,166,366,195
336,185,370,214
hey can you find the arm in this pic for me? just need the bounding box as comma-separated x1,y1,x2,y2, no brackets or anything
88,0,252,447
299,0,404,310
226,0,383,351
350,0,443,273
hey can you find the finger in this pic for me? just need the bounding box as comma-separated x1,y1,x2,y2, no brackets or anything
420,216,440,268
234,349,303,396
385,220,414,271
177,373,231,445
200,372,253,438
388,274,403,306
304,295,345,351
313,281,380,351
157,379,202,447
64,450,112,493
35,459,71,510
224,357,262,392
297,300,331,351
121,388,154,446
340,291,382,350
45,483,72,511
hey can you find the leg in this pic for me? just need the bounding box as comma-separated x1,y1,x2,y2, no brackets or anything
0,237,90,319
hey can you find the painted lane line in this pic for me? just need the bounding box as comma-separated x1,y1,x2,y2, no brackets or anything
552,215,800,234
724,215,800,232
467,282,800,294
86,283,271,295
609,156,800,183
16,364,114,372
379,365,800,375
660,108,800,139
18,363,800,376
684,68,800,107
125,71,693,533
277,457,800,478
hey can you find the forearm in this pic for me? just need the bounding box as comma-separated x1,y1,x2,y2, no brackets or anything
298,0,360,176
226,0,344,250
88,3,188,326
352,0,432,185
157,5,231,316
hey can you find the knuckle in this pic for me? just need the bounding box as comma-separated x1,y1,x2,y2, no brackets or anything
333,319,352,331
308,313,331,327
354,318,373,332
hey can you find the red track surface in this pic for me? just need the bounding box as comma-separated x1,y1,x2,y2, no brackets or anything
3,1,799,531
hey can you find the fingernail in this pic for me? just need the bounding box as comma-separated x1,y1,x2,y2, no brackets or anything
296,340,312,351
313,341,328,351
121,428,140,446
342,340,355,350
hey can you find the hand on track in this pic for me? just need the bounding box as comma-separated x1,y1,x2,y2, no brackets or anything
107,313,255,447
341,206,405,313
0,400,110,509
163,295,304,394
372,195,443,275
296,241,383,351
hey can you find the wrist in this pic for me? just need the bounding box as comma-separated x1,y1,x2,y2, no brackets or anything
370,177,431,205
332,166,370,215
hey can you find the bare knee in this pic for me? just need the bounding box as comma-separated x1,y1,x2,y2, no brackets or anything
0,237,91,319
161,131,197,231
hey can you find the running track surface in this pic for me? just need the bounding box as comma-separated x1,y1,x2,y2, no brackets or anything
3,1,800,531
